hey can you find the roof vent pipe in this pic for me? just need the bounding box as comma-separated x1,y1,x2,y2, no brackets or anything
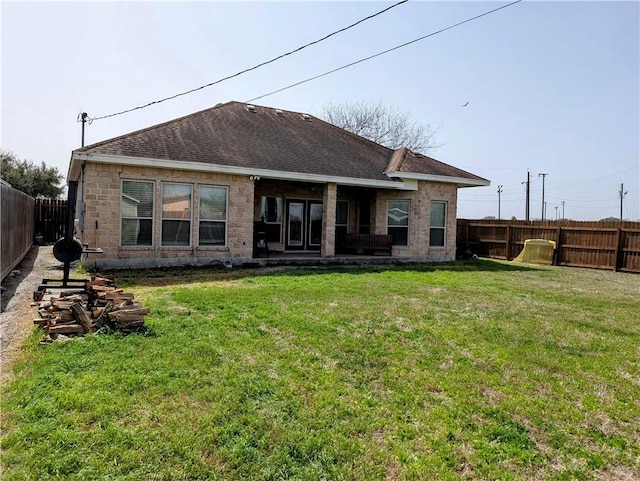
274,109,284,117
302,114,311,121
246,105,257,112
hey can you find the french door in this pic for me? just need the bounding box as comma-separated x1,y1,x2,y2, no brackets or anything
285,199,322,250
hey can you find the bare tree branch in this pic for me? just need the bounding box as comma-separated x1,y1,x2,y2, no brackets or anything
319,100,439,153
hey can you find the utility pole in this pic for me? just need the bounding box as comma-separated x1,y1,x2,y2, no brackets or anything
619,183,628,220
561,201,565,220
538,173,548,221
522,171,530,221
554,205,558,220
497,185,503,220
77,111,89,147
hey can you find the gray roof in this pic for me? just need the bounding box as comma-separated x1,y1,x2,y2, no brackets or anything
75,101,488,185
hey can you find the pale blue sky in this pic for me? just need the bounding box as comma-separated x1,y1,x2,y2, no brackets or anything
2,1,638,220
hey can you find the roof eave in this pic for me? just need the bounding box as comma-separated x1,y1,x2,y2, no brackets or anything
70,152,417,190
386,171,490,188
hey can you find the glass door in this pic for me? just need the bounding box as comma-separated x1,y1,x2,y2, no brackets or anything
286,201,304,249
286,199,323,250
308,202,323,248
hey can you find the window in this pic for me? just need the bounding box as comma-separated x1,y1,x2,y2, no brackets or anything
336,200,349,226
260,196,282,243
199,186,227,246
162,183,192,246
121,180,154,246
387,200,409,246
430,201,447,247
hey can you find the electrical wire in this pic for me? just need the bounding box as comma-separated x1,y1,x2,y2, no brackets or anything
545,165,638,191
89,0,408,121
246,0,522,103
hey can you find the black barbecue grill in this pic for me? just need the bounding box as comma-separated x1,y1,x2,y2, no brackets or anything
35,181,102,300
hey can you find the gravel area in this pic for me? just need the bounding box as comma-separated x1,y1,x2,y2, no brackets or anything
1,245,61,384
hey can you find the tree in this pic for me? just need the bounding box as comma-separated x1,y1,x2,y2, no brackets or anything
0,150,64,198
319,100,439,153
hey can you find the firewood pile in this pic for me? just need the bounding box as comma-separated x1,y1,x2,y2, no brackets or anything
34,275,150,340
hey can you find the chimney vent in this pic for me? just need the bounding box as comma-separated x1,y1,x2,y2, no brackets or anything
274,109,284,117
302,114,311,121
246,104,257,113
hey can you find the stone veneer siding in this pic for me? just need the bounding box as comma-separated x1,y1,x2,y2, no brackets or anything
375,181,458,261
78,163,459,268
78,162,254,269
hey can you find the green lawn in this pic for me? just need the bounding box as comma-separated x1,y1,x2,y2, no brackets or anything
2,260,639,480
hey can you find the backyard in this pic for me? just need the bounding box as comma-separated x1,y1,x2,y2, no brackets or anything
1,259,639,480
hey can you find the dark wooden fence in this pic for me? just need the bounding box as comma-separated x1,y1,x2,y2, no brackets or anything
458,219,640,273
1,180,35,281
35,198,67,243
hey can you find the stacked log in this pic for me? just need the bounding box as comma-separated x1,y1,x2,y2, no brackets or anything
34,275,149,339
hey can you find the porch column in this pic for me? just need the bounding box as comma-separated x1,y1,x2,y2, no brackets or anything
321,183,337,257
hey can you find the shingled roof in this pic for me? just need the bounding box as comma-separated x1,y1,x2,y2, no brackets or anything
72,101,488,187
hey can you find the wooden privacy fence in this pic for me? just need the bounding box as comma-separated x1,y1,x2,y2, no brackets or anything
458,219,640,273
1,180,35,281
35,198,67,243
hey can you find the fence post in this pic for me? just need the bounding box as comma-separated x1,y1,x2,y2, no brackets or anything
614,229,623,272
505,224,511,260
554,227,562,266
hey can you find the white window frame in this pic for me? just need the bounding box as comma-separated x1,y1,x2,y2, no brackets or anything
198,185,228,247
120,180,154,247
429,201,447,248
161,182,193,247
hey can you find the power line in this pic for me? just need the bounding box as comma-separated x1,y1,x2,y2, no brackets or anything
89,0,408,121
246,0,522,103
545,165,638,191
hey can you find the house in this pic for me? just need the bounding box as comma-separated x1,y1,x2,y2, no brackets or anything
67,101,489,269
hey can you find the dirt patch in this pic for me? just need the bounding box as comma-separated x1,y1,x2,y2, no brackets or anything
1,246,62,384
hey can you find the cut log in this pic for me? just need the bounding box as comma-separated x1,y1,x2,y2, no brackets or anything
109,314,146,324
70,302,95,334
109,308,150,318
106,293,134,301
113,299,136,309
35,274,147,339
48,323,84,334
91,285,121,292
59,310,75,322
51,301,76,310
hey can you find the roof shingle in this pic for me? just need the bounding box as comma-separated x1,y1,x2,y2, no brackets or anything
76,101,487,185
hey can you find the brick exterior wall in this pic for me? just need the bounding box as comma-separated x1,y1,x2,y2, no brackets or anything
78,162,459,269
321,183,337,257
375,181,458,261
78,162,254,269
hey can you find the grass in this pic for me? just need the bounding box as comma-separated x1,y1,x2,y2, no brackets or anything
1,259,639,480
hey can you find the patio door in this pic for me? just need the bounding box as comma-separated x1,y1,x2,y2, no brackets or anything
285,199,322,250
